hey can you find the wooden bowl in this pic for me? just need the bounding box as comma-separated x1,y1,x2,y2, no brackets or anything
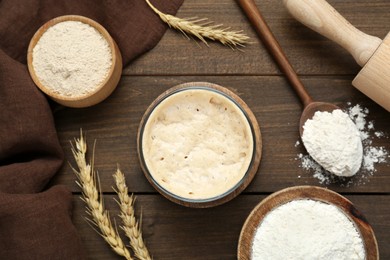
27,15,122,108
137,82,262,208
238,186,379,260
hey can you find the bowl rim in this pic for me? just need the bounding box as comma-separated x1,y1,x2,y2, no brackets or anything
27,15,117,102
137,82,262,208
237,185,379,260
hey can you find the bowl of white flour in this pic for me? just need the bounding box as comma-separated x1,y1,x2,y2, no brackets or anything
137,82,262,208
27,15,122,108
238,186,378,260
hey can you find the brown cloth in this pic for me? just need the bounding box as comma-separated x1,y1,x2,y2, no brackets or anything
0,0,183,259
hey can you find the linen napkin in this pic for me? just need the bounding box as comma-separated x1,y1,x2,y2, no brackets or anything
0,0,183,258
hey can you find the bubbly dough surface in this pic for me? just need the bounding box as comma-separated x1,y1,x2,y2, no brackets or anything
142,89,254,200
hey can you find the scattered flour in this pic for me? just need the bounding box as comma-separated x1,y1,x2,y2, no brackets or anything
302,110,362,177
32,21,112,98
296,104,389,185
251,199,365,260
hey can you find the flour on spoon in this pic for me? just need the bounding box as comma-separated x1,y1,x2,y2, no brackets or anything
302,109,363,177
296,104,389,185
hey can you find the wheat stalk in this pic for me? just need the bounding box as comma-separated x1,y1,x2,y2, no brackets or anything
114,168,152,260
145,0,249,47
70,132,133,260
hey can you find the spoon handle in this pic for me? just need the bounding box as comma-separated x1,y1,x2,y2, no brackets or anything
283,0,382,67
236,0,313,108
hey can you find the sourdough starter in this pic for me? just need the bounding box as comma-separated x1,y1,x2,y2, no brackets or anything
141,89,254,200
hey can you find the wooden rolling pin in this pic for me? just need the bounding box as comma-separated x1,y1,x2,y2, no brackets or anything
284,0,390,112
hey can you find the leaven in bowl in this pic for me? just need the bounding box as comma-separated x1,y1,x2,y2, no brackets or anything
137,82,262,208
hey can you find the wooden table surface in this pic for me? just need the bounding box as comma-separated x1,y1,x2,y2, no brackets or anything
52,0,390,259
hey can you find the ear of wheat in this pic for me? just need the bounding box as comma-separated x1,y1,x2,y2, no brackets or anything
70,132,133,260
146,0,249,47
114,168,152,260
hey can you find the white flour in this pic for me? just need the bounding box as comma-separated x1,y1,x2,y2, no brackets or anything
302,109,363,177
251,199,365,260
296,104,389,185
32,21,112,97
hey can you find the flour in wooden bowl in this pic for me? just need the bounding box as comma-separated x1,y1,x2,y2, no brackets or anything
32,20,112,98
141,88,254,200
252,199,365,260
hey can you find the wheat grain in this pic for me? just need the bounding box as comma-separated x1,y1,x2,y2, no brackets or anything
70,132,133,260
145,0,249,47
114,168,152,260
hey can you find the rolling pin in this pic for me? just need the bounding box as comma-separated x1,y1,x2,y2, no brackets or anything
284,0,390,112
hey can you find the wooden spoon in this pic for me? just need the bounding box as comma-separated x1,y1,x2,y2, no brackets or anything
235,0,339,137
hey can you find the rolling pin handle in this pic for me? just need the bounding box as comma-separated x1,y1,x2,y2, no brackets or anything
283,0,382,67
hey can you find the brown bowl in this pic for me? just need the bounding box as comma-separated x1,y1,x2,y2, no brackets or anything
238,186,379,260
137,82,262,208
27,15,122,108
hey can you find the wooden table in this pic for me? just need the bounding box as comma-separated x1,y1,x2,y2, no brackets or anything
52,0,390,259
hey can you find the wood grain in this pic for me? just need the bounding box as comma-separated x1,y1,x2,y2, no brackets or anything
48,1,390,258
71,194,390,259
53,76,390,193
136,82,262,208
236,0,313,108
236,0,342,138
284,0,390,112
284,0,382,67
123,0,390,76
353,33,390,112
